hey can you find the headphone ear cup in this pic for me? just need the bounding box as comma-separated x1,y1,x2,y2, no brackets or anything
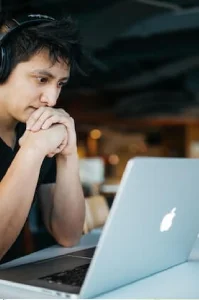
0,46,5,83
0,15,55,83
0,45,11,83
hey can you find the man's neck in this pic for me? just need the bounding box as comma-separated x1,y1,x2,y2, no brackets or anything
0,110,17,132
0,111,18,149
0,92,18,131
0,129,17,150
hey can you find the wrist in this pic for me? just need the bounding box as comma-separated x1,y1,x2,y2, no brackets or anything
56,150,79,169
56,147,78,160
21,138,47,159
19,142,45,163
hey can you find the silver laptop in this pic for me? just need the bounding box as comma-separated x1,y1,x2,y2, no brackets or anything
0,157,199,299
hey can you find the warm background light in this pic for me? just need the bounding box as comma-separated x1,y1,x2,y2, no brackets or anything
108,154,120,165
90,129,102,139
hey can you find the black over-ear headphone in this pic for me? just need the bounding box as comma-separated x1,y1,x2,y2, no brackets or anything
0,14,55,82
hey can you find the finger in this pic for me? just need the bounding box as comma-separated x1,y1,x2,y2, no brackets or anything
47,146,64,157
47,152,56,158
30,110,53,132
18,130,29,145
58,108,70,118
47,148,63,157
65,117,76,147
41,115,70,130
47,137,67,157
26,107,46,130
18,137,22,146
57,139,67,152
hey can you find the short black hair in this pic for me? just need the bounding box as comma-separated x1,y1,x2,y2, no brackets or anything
0,14,84,83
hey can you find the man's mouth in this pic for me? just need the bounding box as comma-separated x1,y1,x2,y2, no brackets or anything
29,106,38,110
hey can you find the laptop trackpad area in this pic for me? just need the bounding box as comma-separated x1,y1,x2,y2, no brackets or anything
66,247,95,259
27,262,91,294
0,254,93,282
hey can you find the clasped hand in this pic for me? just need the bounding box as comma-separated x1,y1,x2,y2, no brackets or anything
22,107,77,157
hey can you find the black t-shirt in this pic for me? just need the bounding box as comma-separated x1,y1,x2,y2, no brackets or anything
0,122,57,263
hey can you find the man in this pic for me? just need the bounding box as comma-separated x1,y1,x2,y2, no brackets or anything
0,13,85,262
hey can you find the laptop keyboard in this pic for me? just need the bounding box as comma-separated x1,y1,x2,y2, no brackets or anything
40,263,90,287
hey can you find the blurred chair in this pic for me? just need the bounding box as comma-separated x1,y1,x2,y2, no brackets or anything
83,195,110,235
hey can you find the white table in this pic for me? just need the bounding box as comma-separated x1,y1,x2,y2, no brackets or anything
0,233,199,298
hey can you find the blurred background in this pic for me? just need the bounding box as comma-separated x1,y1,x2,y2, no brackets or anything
3,0,199,256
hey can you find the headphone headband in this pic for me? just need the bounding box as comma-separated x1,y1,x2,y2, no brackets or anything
0,14,55,44
0,14,55,83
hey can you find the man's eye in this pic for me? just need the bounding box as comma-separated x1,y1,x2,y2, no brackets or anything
58,81,67,87
37,77,48,83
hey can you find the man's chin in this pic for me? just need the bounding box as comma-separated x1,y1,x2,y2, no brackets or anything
20,111,32,124
26,107,36,118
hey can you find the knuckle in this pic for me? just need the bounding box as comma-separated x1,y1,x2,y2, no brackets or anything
31,115,39,121
43,110,52,117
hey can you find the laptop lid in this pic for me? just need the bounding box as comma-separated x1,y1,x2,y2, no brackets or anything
1,157,199,299
80,157,199,298
94,261,199,299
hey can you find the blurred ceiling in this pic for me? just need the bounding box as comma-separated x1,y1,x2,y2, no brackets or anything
3,0,199,119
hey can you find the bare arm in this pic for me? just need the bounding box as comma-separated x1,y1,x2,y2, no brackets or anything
0,124,67,260
0,145,44,259
39,153,85,247
27,108,85,247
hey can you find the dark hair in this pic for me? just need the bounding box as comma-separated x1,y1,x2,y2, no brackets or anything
0,14,84,83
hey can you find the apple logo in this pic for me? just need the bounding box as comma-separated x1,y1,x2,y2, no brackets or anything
160,208,176,232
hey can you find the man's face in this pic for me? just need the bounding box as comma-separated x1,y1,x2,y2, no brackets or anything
1,49,70,123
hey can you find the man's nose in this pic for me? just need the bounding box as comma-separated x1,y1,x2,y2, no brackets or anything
40,87,60,107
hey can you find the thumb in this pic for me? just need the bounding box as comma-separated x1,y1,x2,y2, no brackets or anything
18,130,29,146
18,136,23,146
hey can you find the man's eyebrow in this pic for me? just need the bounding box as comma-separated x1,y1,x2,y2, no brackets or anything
31,70,69,81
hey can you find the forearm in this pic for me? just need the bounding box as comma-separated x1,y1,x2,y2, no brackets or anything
0,145,44,259
51,153,85,246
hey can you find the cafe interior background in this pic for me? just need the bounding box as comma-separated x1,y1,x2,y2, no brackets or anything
3,0,199,255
